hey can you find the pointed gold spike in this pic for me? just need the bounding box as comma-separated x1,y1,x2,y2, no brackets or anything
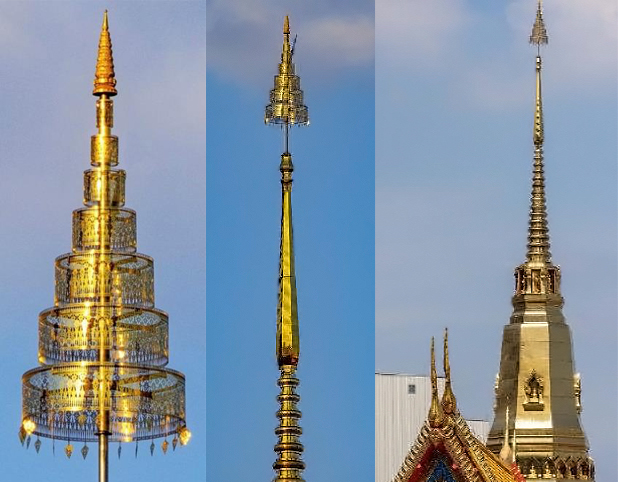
93,10,117,96
284,15,290,35
428,337,444,427
499,403,514,463
441,328,456,414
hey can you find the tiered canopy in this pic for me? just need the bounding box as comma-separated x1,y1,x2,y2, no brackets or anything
20,12,189,459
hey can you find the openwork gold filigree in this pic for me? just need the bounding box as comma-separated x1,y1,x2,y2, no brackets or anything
20,12,189,471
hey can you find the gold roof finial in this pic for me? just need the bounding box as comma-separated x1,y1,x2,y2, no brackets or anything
525,0,551,266
428,337,444,428
284,15,290,35
441,328,457,414
499,403,515,464
93,10,117,96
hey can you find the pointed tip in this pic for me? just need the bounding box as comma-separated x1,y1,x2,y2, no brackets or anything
428,337,444,427
284,15,290,35
93,10,117,96
441,328,457,414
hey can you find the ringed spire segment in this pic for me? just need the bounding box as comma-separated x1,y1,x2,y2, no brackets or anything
524,0,551,267
93,10,117,97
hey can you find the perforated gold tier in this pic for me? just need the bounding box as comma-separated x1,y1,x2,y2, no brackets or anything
54,253,155,308
72,208,136,253
38,305,169,365
21,12,188,453
83,168,125,207
22,363,185,443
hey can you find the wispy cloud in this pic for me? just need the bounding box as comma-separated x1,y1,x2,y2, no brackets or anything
207,0,374,87
377,0,616,110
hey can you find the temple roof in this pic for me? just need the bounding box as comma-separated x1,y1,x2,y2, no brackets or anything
392,333,522,482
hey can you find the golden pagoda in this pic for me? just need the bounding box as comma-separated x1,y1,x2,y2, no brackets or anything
265,16,309,482
393,331,524,482
19,12,189,481
486,2,594,479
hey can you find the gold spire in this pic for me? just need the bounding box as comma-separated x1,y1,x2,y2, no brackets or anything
93,11,117,97
525,1,550,267
428,337,444,428
441,328,456,414
267,17,308,482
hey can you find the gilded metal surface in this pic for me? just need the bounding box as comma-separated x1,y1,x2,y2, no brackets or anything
487,4,594,479
266,17,307,481
277,153,299,367
20,11,188,466
273,365,305,482
393,334,519,482
93,11,117,96
264,16,309,126
427,338,443,428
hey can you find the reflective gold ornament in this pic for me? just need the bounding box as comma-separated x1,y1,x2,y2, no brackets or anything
19,10,190,482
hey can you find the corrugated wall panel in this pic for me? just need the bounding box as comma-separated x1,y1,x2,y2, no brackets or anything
375,373,489,482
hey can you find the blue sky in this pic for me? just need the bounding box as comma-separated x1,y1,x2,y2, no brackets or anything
375,0,616,480
1,3,205,481
206,0,374,480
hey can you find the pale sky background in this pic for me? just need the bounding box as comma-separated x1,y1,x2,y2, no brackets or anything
376,1,616,481
206,0,374,480
1,2,205,481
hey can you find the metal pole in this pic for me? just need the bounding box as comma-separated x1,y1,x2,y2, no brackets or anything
99,432,109,482
97,94,111,482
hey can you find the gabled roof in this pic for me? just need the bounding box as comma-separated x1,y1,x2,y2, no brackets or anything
391,332,521,482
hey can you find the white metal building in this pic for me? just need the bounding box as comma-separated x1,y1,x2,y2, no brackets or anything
375,373,490,482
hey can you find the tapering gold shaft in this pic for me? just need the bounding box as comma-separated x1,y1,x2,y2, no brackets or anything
526,7,550,267
277,153,300,367
273,365,305,482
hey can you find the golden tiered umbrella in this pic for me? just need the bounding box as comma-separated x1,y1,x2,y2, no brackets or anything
20,12,190,482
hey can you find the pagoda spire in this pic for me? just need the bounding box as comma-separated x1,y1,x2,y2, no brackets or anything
266,16,309,482
487,3,594,479
525,0,551,267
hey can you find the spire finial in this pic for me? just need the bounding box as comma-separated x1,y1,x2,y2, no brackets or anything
499,402,514,463
441,328,456,414
93,10,117,96
428,337,444,427
529,0,549,48
265,16,309,129
525,0,551,266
